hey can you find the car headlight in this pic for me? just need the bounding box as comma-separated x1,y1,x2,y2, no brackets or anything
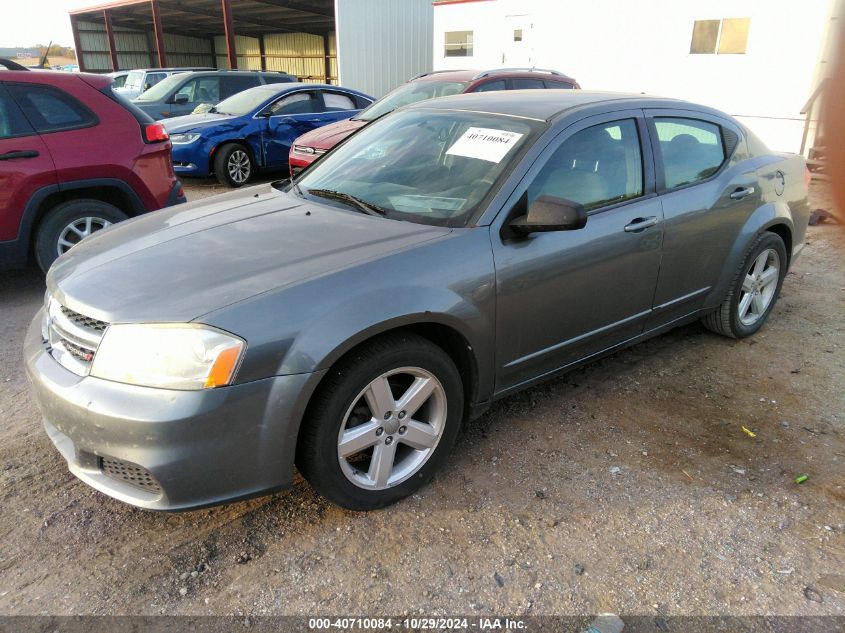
90,324,245,390
170,132,201,144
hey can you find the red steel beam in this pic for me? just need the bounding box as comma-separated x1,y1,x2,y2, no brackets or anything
221,0,238,69
150,0,167,67
103,10,119,71
70,14,87,72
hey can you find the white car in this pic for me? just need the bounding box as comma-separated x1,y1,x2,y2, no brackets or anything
113,67,212,100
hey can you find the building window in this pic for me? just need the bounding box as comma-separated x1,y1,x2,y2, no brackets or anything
690,18,750,55
445,30,473,57
514,29,523,42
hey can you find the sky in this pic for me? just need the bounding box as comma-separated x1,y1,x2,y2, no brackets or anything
1,0,96,48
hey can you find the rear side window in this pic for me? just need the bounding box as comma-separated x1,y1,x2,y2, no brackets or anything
145,72,167,89
544,80,573,89
221,76,260,99
473,80,506,92
322,91,356,111
528,119,643,211
654,117,726,189
511,78,545,89
0,86,34,139
7,84,97,133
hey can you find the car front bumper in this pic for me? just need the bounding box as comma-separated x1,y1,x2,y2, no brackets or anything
24,310,320,511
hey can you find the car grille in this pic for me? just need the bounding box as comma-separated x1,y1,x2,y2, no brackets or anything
100,457,162,494
44,299,108,375
60,305,108,332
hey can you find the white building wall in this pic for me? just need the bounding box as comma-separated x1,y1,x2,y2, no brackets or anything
336,0,433,98
433,0,838,153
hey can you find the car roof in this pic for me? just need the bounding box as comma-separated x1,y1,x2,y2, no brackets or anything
408,89,689,122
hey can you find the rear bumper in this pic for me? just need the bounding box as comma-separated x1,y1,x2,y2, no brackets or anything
165,180,187,207
24,310,318,511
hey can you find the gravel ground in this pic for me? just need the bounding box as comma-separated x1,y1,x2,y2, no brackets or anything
0,179,843,617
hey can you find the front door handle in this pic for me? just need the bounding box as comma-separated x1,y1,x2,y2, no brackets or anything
0,150,39,161
624,216,659,233
730,186,756,200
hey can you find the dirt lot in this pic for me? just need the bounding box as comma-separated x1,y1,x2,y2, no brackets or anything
0,180,843,618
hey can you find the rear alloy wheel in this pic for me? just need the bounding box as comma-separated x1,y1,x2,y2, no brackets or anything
702,232,788,338
35,199,127,272
214,143,253,187
297,333,464,510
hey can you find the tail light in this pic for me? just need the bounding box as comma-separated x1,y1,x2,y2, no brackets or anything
144,123,169,143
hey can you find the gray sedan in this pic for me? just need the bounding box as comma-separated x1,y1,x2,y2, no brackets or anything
24,91,810,511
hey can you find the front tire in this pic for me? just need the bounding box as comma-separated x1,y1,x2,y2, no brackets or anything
296,333,464,510
702,232,788,338
214,143,253,187
35,199,127,272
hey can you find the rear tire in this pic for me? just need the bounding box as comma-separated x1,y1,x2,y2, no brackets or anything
296,333,464,510
701,232,787,338
214,143,253,188
35,199,127,272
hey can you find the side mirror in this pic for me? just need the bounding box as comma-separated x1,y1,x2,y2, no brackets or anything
173,93,189,105
143,82,152,91
509,195,587,234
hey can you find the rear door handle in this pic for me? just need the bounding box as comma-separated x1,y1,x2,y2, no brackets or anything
730,186,756,200
624,216,659,233
0,150,39,161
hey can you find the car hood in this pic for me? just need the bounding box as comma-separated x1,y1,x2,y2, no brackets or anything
47,185,450,324
162,112,237,133
294,117,367,149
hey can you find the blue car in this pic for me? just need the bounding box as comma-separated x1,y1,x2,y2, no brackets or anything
163,83,374,187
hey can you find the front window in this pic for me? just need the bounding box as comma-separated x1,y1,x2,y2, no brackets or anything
297,109,542,228
355,80,467,122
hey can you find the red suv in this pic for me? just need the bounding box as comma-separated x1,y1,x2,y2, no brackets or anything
288,68,579,175
0,60,184,271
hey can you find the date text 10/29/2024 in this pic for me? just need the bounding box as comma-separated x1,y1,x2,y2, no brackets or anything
308,617,527,630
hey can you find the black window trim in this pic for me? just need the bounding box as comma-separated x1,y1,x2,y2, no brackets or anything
644,108,743,194
0,83,37,140
6,81,99,135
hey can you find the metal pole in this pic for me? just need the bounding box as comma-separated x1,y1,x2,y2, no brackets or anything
151,0,167,67
103,10,119,71
323,32,331,84
258,34,267,71
221,0,238,70
70,15,87,72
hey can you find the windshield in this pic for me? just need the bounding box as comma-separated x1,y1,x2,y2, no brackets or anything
123,71,144,90
135,73,183,102
298,109,541,228
214,86,276,116
355,80,467,122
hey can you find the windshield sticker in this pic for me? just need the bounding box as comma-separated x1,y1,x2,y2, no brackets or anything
446,127,524,163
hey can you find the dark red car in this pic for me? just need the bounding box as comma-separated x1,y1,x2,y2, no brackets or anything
0,60,184,271
288,68,579,175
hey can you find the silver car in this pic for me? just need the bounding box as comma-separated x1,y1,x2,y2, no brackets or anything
24,91,810,511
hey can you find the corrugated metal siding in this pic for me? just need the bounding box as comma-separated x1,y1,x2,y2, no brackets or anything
165,33,214,67
263,33,334,81
78,20,111,71
336,0,432,98
214,35,261,70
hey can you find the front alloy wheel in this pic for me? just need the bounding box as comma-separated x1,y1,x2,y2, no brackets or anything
227,149,251,185
337,367,448,490
297,333,464,510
